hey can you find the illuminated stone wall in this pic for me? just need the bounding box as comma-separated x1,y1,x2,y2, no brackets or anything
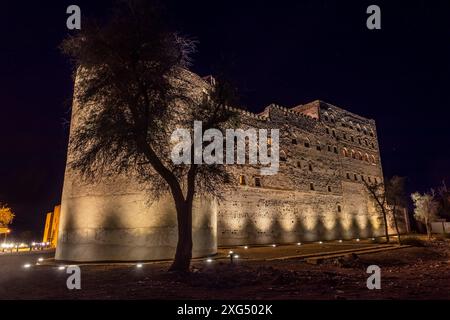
218,100,397,245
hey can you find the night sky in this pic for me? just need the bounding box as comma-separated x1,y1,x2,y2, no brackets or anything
1,0,449,237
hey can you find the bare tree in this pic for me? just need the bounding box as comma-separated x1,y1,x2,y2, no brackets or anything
385,176,407,244
364,177,405,244
62,0,237,272
411,192,439,239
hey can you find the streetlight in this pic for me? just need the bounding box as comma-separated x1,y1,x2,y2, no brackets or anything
3,229,11,243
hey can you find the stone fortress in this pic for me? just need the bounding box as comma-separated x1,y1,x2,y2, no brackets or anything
56,71,403,262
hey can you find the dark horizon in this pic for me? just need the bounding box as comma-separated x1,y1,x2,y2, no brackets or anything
1,0,449,237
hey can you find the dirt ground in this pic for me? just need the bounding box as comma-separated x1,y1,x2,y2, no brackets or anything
1,240,449,300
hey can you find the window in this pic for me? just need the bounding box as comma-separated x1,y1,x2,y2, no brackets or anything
324,115,329,121
337,205,342,213
267,138,272,145
354,174,358,181
343,133,347,140
326,128,330,134
280,151,287,162
368,177,372,183
361,175,365,182
343,148,349,157
316,144,321,151
328,186,332,192
374,178,378,184
328,145,331,152
351,136,354,142
370,131,374,137
371,155,376,164
351,150,356,159
292,138,297,145
365,139,368,146
308,164,313,171
346,173,351,179
331,116,335,123
358,152,363,160
332,130,336,138
358,138,362,145
304,138,310,148
333,146,338,154
296,161,301,168
310,183,315,191
239,175,246,185
255,177,262,187
371,142,375,148
365,153,370,162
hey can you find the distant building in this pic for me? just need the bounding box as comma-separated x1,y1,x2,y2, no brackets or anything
42,205,61,248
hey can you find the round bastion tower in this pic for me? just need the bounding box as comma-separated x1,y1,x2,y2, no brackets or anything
55,71,217,262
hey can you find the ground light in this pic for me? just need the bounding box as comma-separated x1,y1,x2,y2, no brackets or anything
38,257,44,262
23,264,31,269
272,244,277,248
136,263,143,268
338,240,343,243
297,242,302,246
58,266,66,270
206,258,213,263
244,246,248,249
356,238,360,242
319,241,323,244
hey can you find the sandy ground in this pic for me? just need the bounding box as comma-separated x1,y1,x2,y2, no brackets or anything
0,239,449,300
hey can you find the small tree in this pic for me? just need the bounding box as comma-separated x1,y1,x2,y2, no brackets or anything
0,203,15,228
385,176,407,244
411,192,439,239
363,180,391,243
364,176,406,244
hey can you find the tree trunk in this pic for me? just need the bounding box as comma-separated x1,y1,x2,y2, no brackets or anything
381,208,390,243
392,206,402,245
169,198,193,273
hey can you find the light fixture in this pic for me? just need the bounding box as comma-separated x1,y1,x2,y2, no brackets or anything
23,264,31,269
338,240,343,243
371,238,375,241
234,255,239,259
272,244,277,248
136,263,143,268
319,241,323,244
206,258,213,263
244,246,248,249
229,250,234,255
297,242,302,246
38,258,44,262
58,266,66,270
356,238,360,242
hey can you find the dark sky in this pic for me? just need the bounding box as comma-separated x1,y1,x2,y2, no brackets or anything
1,0,449,237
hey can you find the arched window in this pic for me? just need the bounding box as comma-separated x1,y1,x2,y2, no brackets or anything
255,177,262,187
326,127,330,134
371,142,375,149
316,142,321,151
356,124,361,132
363,126,368,135
349,121,354,130
239,175,246,186
351,136,354,142
304,138,310,148
333,146,338,154
368,176,372,183
365,139,368,146
327,145,331,152
308,163,313,171
310,183,315,191
346,172,351,179
280,151,287,162
332,130,336,138
365,153,370,162
330,115,335,123
354,174,358,181
358,138,362,145
296,161,301,168
358,152,363,160
328,186,332,192
292,138,298,145
343,133,347,140
369,130,374,137
337,205,342,213
351,150,356,159
371,155,376,164
343,148,348,157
